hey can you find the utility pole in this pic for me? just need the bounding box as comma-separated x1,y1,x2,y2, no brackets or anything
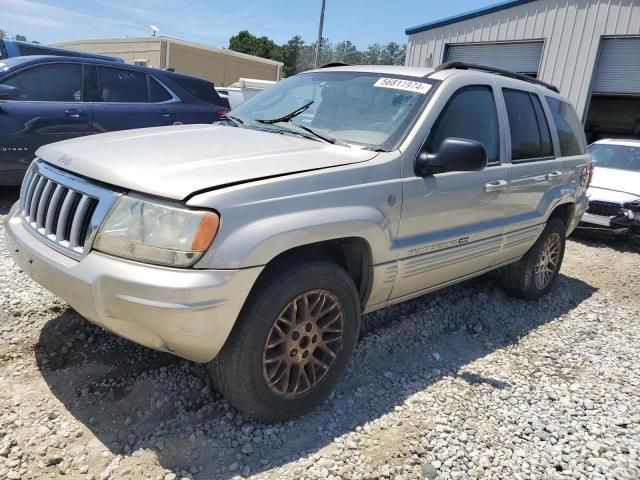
314,0,326,68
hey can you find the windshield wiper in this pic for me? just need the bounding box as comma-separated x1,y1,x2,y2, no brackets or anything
255,101,349,147
363,146,391,152
255,100,314,124
287,122,349,147
225,114,244,127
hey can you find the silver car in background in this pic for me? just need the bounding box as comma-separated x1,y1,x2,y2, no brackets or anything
5,63,590,421
579,139,640,241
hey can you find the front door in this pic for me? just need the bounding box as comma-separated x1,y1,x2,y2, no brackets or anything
0,62,91,184
391,84,509,300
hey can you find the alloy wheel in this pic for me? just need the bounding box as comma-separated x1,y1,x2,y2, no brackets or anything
262,289,345,397
534,232,561,289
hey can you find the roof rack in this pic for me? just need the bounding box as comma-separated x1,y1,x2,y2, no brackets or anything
431,61,559,93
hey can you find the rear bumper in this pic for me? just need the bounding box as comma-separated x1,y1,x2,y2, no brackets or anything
567,196,589,236
4,203,262,362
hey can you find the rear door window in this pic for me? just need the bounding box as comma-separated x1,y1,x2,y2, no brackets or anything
95,66,148,103
503,88,553,161
546,97,586,156
427,85,500,164
1,63,82,101
530,94,554,157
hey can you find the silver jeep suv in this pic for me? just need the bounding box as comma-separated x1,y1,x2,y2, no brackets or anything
5,63,590,421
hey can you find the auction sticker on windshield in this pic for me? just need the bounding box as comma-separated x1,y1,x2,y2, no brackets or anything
373,77,432,94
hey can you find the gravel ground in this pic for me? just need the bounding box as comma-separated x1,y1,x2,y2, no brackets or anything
1,186,639,480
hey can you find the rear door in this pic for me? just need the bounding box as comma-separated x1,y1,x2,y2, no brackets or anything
166,75,227,123
87,65,177,133
392,78,509,300
498,83,568,260
0,62,90,183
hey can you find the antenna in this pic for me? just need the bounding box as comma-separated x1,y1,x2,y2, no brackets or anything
150,25,160,36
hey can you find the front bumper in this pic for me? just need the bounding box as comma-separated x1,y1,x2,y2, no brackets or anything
4,203,262,363
577,205,640,237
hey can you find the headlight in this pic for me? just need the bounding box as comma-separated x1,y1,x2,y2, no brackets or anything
94,195,219,267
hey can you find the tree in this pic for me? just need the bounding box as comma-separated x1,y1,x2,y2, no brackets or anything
0,30,6,40
228,30,408,74
364,43,382,64
333,40,361,64
280,35,304,77
14,34,27,42
228,30,281,63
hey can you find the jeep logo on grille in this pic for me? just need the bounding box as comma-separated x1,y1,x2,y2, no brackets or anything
55,154,72,166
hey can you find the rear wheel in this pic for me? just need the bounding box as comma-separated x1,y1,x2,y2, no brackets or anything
209,259,360,422
501,217,566,299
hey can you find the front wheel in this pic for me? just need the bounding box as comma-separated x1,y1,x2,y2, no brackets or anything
209,259,360,422
501,217,566,299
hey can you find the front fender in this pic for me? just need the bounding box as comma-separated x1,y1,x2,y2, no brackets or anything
196,206,394,269
187,152,403,270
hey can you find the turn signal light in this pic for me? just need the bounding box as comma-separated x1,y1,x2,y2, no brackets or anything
587,163,594,187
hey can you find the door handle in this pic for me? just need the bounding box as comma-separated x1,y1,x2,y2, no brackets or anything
158,109,174,118
545,171,563,181
64,108,84,119
484,179,508,193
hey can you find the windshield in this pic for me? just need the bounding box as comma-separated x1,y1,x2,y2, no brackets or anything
588,143,640,172
230,71,437,150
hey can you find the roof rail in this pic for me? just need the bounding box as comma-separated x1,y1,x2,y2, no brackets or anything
432,61,559,93
320,62,349,68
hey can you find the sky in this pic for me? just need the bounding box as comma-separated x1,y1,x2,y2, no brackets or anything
2,0,497,50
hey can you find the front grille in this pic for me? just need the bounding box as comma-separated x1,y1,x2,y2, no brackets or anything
586,200,624,218
18,160,121,259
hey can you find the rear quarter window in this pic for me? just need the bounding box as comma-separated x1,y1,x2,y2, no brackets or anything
546,97,586,156
171,76,223,106
149,77,173,102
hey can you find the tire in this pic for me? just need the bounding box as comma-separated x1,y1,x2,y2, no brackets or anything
501,217,566,300
209,258,361,422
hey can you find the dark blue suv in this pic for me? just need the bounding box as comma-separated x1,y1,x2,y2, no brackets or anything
0,56,229,185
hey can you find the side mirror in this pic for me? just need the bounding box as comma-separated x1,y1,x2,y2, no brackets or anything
0,84,20,100
415,137,488,176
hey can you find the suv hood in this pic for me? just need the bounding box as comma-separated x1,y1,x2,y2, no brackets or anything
36,124,377,200
590,166,640,198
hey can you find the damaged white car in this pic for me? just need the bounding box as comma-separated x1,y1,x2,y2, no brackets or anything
579,139,640,241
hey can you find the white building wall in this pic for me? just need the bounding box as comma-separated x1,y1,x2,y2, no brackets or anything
406,0,640,119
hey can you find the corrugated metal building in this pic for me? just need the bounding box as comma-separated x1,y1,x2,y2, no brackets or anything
53,37,283,87
405,0,640,142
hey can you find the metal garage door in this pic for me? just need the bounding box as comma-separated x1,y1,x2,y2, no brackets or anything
592,38,640,94
445,42,544,75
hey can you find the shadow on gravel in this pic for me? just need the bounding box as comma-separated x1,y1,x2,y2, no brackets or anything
34,273,596,479
570,231,640,254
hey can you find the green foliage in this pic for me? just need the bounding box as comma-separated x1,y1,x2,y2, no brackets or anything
279,35,305,78
0,30,38,43
228,30,407,78
229,30,282,63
